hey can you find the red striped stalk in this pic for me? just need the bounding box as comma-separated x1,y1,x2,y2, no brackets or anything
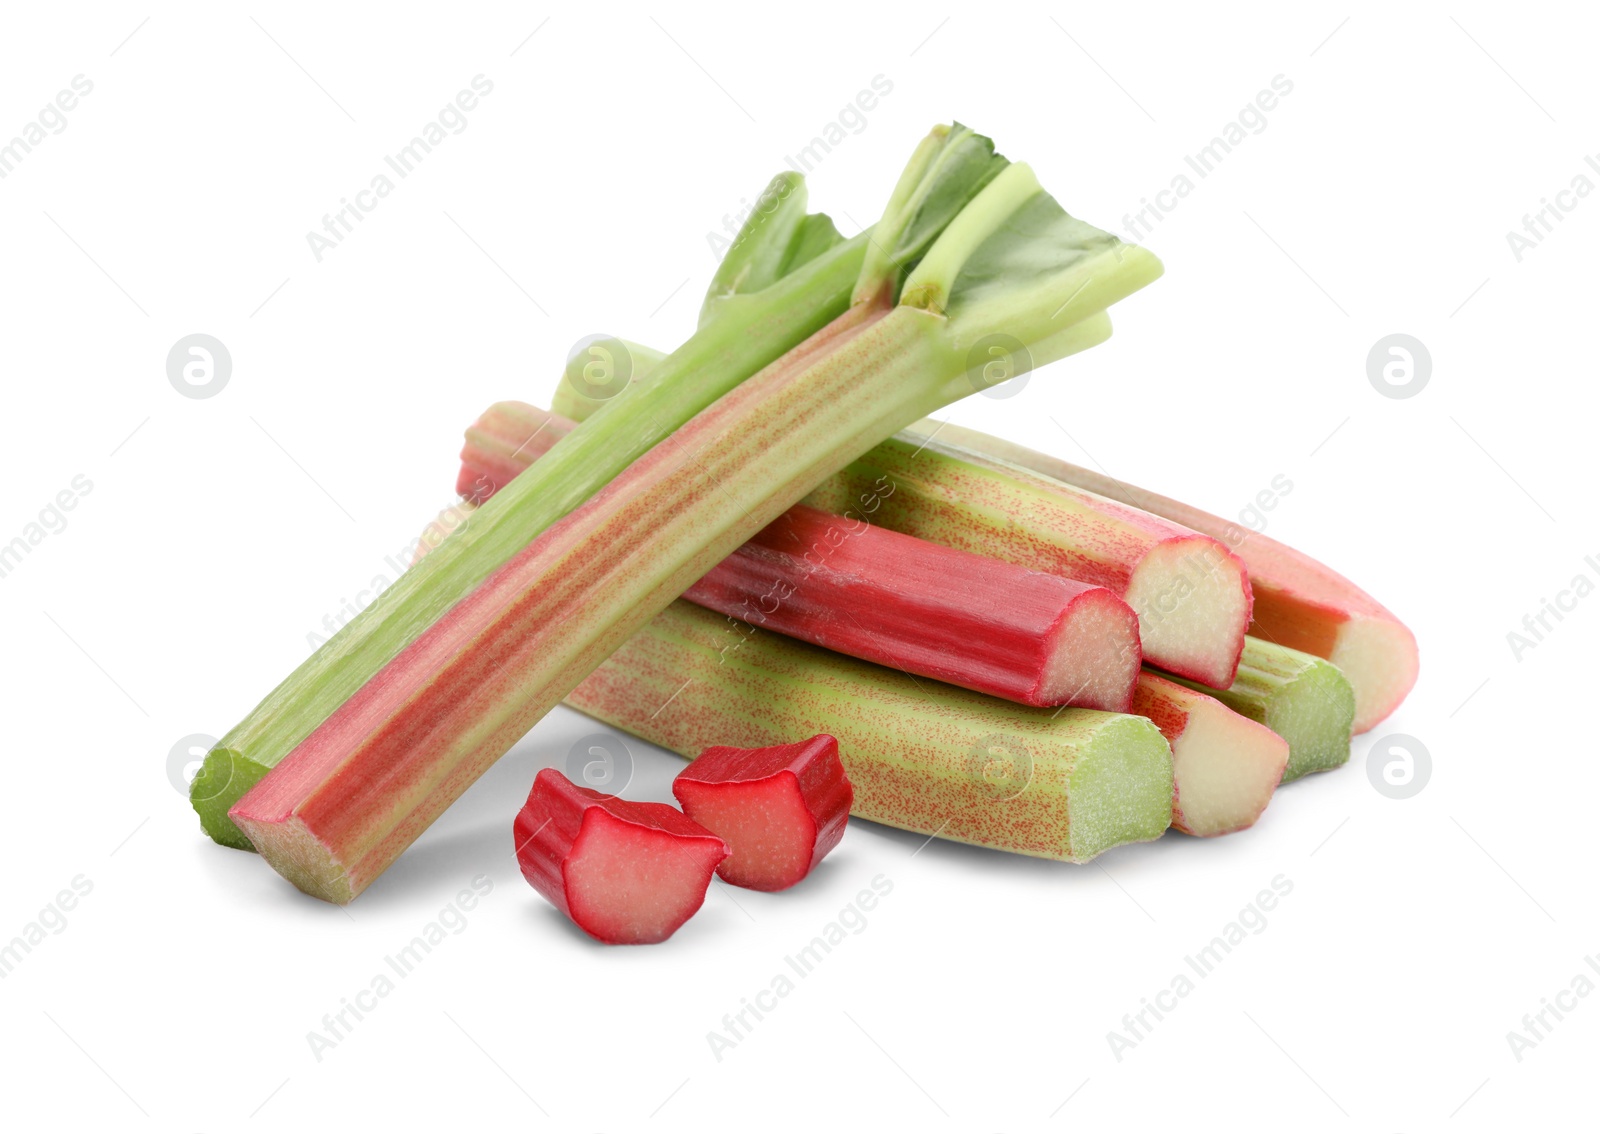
190,167,873,848
685,503,1141,709
230,298,898,902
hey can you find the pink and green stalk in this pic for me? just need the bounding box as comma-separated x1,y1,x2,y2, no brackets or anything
232,128,1164,901
569,601,1174,861
191,165,880,849
924,421,1418,731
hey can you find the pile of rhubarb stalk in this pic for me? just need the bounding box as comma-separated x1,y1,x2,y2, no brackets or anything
191,123,1417,941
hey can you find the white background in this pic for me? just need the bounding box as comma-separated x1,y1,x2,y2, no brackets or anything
0,2,1593,1130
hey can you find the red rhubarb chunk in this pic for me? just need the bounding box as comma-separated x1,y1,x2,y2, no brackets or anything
672,735,852,892
515,769,728,945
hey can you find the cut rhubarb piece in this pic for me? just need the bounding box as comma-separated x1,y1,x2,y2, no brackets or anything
1131,672,1288,837
672,735,852,891
231,127,1164,902
1162,637,1354,783
514,769,728,944
568,600,1174,863
923,421,1418,732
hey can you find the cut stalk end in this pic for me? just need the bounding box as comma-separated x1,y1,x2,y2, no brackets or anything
1038,588,1141,711
1257,659,1356,782
230,812,356,905
190,748,269,850
1330,616,1421,733
1063,715,1177,861
1124,536,1252,687
1133,673,1288,837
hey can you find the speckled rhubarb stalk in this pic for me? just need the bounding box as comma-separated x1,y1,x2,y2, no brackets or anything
568,601,1174,862
924,422,1418,732
1130,672,1287,836
232,132,1164,901
1162,637,1355,782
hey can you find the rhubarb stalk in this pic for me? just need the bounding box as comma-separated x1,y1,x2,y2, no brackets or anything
685,503,1141,709
192,169,878,849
